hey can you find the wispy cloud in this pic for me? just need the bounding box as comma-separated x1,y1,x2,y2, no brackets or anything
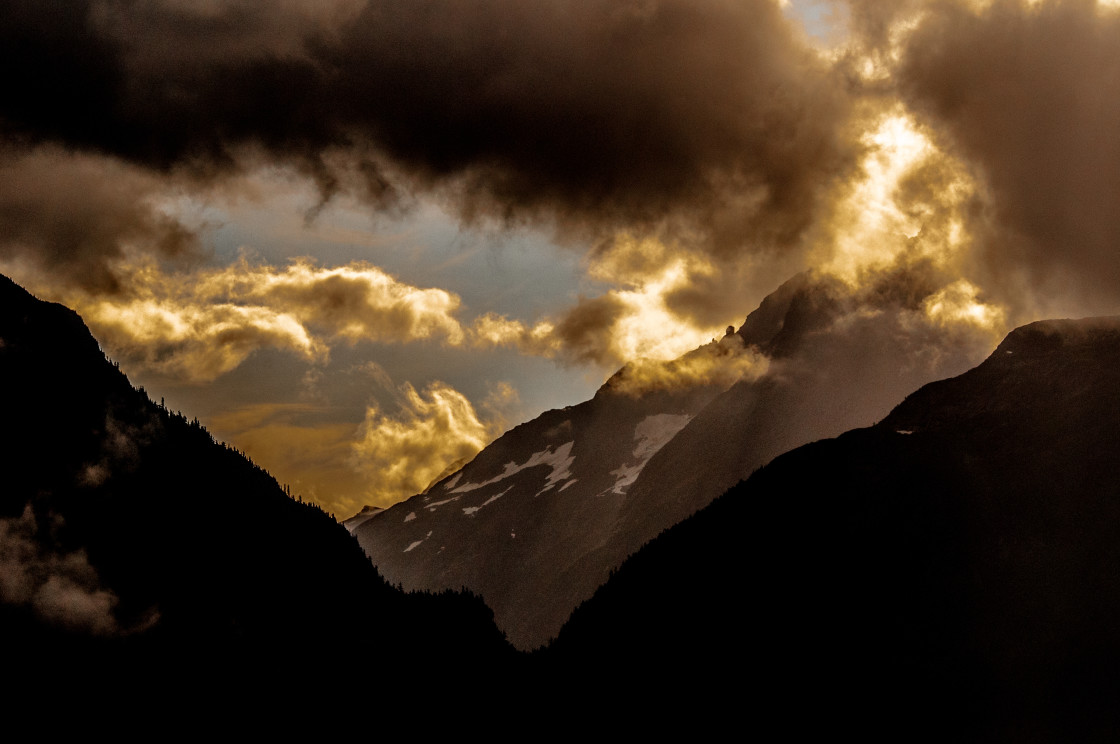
351,381,516,507
0,506,121,636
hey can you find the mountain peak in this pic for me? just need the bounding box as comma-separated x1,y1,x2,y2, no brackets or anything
882,314,1120,435
995,315,1120,357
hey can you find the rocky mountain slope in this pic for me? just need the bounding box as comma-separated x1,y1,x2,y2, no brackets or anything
352,269,993,649
544,315,1120,739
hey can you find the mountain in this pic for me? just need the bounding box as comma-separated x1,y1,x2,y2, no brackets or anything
352,268,993,649
0,274,513,710
544,316,1120,739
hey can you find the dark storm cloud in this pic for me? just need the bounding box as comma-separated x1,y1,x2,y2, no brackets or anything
0,0,857,256
551,294,631,366
0,147,200,294
896,0,1120,316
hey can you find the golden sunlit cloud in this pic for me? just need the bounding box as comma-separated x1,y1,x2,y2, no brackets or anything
10,227,755,390
351,381,512,508
980,0,1120,9
208,380,519,515
43,257,468,382
604,333,770,397
195,258,465,345
811,108,976,292
471,235,740,372
588,237,727,363
470,314,562,358
923,279,1006,334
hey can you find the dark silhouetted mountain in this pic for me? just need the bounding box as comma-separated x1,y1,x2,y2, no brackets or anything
544,316,1120,740
0,274,514,712
352,269,990,649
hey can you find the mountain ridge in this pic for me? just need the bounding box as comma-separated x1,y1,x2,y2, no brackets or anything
352,268,994,649
543,313,1120,738
0,273,515,706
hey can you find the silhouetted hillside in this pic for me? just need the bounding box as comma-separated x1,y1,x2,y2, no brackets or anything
545,316,1120,740
0,274,514,711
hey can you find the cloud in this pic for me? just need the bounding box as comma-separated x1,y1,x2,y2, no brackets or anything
469,235,779,369
196,258,466,344
0,147,200,294
6,0,1117,343
208,378,521,515
0,505,120,636
603,332,770,397
0,0,858,256
8,0,1120,520
889,0,1120,317
8,234,771,384
3,0,1029,383
30,257,467,381
351,381,512,507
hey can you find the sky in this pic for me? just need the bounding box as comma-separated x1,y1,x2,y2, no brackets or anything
3,0,1120,518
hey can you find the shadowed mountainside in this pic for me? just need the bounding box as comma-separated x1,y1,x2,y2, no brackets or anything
0,273,514,708
544,316,1120,740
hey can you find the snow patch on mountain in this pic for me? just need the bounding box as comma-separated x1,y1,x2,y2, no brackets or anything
535,442,577,495
634,414,693,459
608,463,644,494
463,486,513,516
423,495,462,512
403,530,434,553
450,441,576,494
606,414,693,495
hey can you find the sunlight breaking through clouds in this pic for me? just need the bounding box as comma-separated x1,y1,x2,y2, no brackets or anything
815,109,974,284
470,235,737,369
